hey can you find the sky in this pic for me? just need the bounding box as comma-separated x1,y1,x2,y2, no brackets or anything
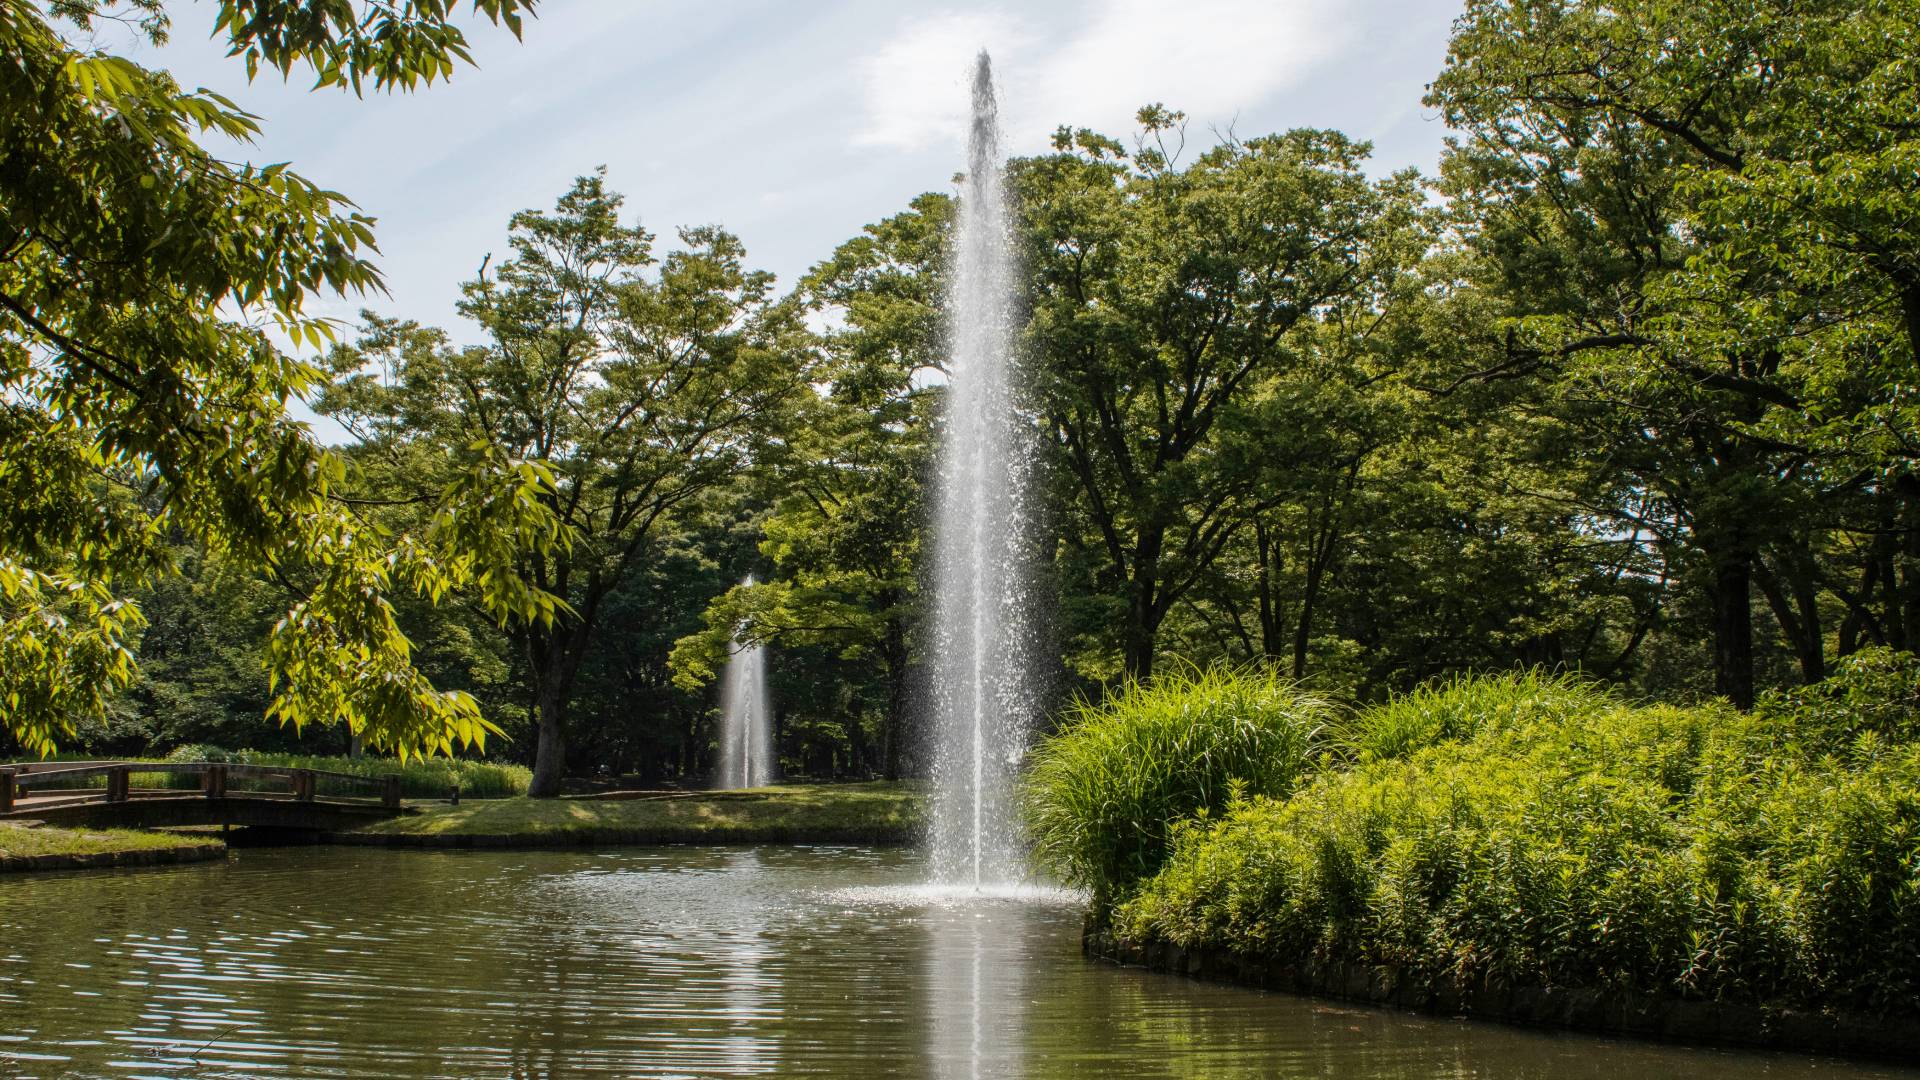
123,0,1462,344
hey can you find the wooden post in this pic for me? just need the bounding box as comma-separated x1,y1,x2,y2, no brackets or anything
295,769,315,802
382,775,401,810
1,770,14,813
107,765,130,803
204,765,227,799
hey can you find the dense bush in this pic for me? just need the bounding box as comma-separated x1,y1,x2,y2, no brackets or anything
1110,663,1920,1013
6,748,531,799
1751,647,1920,757
160,746,532,797
1334,669,1614,763
1023,666,1334,906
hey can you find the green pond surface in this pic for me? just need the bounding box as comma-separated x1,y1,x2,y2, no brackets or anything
0,845,1913,1079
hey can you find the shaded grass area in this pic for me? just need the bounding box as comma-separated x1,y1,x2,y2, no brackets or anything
344,782,925,846
0,823,223,871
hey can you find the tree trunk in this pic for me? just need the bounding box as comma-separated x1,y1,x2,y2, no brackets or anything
1254,521,1285,661
1122,534,1164,681
1292,512,1343,681
1899,475,1920,652
524,617,592,799
1840,513,1896,655
1788,550,1825,683
1290,576,1317,680
681,707,701,781
1122,601,1158,682
841,694,872,778
1755,551,1823,685
1709,542,1757,710
529,686,568,798
881,618,908,782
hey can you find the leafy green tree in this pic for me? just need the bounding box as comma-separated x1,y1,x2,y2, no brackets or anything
672,195,948,779
1179,316,1397,679
0,0,557,756
323,174,818,796
1428,0,1920,706
1018,112,1429,679
566,526,750,781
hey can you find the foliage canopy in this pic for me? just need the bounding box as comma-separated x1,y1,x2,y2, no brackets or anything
0,0,556,757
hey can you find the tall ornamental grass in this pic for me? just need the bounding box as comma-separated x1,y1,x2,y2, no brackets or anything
1114,650,1920,1014
1023,666,1333,906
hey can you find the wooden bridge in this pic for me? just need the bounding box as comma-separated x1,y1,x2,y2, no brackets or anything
0,761,410,831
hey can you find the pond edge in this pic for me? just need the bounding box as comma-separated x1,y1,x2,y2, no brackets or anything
316,826,917,848
1083,929,1920,1063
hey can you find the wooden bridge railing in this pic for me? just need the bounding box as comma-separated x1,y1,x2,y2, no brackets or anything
0,761,402,814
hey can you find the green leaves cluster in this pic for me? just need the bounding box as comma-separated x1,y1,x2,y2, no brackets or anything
1020,120,1432,679
1,0,557,757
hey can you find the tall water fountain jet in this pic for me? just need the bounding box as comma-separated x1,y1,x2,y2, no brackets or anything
716,576,773,789
929,51,1037,888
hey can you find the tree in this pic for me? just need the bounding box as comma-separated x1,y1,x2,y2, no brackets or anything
1018,112,1429,679
672,194,948,780
1428,0,1920,707
322,173,817,796
0,0,558,757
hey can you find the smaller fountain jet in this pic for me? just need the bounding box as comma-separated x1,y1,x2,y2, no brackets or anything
716,576,773,789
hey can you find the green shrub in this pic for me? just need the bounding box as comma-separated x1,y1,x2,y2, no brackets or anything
240,751,531,798
1023,665,1334,907
1753,647,1920,758
7,747,533,798
1117,673,1920,1014
1337,668,1614,763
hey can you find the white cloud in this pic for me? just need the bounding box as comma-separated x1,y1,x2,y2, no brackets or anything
854,10,1035,150
857,0,1347,153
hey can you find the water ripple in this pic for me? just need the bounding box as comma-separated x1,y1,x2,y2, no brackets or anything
0,847,1912,1079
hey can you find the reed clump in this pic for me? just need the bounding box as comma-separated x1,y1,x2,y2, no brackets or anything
1023,665,1334,908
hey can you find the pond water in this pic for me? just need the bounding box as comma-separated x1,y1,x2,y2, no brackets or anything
0,846,1911,1079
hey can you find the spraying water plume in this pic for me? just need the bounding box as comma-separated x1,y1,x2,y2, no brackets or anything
928,51,1037,888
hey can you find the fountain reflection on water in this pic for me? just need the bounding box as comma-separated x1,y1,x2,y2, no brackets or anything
926,900,1023,1080
717,850,779,1073
716,575,773,790
929,49,1037,891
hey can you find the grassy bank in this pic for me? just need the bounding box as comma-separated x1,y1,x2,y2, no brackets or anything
1027,652,1920,1019
340,782,924,846
0,824,224,872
